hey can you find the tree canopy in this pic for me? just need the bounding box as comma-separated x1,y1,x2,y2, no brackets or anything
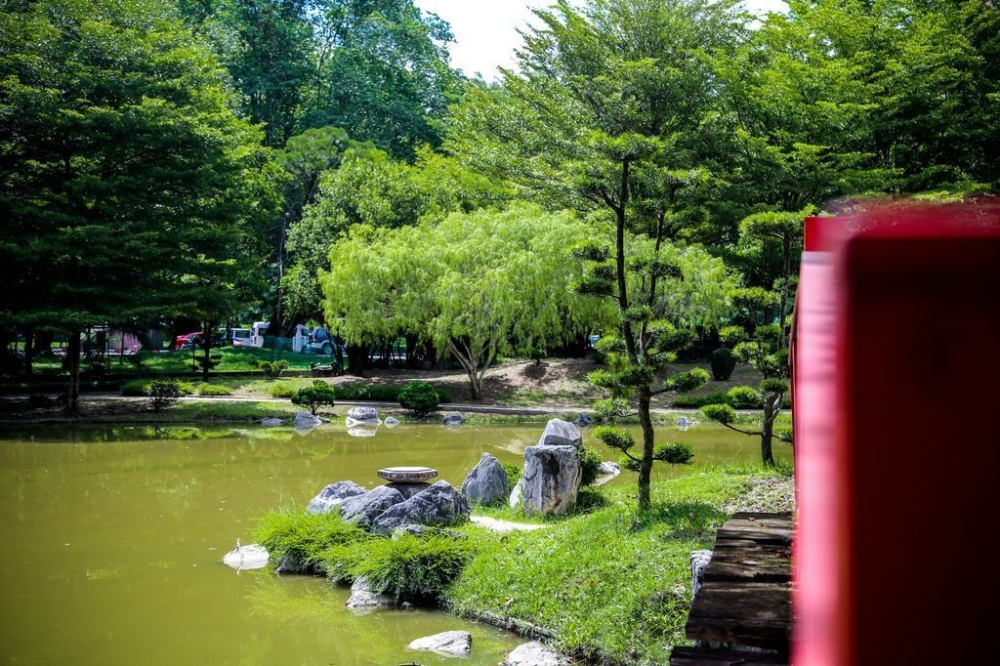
0,0,279,408
319,204,616,397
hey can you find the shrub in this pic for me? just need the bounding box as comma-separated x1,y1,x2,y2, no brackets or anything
147,379,180,412
727,386,762,409
710,347,737,381
398,380,440,416
196,383,234,396
291,380,336,415
671,391,729,408
268,382,297,398
502,461,522,489
121,379,149,397
350,532,473,604
257,360,288,379
654,442,695,465
579,445,603,487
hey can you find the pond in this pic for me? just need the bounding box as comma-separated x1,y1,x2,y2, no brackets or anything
0,420,791,664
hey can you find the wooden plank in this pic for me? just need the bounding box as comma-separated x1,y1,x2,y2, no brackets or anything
685,580,791,651
704,541,792,584
670,645,787,665
715,513,793,545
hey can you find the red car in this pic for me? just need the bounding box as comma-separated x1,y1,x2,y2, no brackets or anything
172,331,201,351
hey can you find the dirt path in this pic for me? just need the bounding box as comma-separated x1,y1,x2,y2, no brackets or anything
469,516,548,532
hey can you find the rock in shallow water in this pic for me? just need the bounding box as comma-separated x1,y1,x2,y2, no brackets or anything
502,641,569,666
406,630,472,656
222,541,269,571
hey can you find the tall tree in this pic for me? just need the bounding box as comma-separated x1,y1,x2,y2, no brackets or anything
301,0,461,159
446,0,743,509
0,0,279,410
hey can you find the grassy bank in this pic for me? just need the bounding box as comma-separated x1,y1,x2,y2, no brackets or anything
252,465,794,665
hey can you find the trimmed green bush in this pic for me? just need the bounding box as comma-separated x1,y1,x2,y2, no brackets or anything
335,382,451,404
727,385,762,409
579,445,603,487
710,347,737,381
654,441,695,465
350,532,473,604
291,380,336,415
257,360,288,379
398,380,440,416
147,379,180,412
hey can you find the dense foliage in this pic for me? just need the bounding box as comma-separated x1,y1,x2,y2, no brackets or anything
397,381,440,416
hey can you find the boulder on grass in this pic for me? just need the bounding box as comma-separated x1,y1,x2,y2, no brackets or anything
371,481,470,535
307,481,367,514
339,486,405,529
407,630,472,656
519,445,581,515
461,453,509,505
442,413,463,426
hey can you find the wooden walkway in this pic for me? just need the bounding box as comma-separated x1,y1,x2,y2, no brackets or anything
670,512,793,665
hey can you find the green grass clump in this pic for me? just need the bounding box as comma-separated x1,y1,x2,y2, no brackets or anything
268,382,298,398
350,532,474,604
253,508,370,573
196,383,234,396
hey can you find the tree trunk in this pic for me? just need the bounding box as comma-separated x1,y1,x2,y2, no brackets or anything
201,337,212,383
345,344,367,377
760,390,781,466
65,331,81,415
637,386,655,511
23,328,34,377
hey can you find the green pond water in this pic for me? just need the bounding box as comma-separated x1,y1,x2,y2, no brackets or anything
0,420,791,665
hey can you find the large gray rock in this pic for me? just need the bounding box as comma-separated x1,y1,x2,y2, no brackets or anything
691,549,713,596
307,481,367,514
442,413,463,426
407,631,472,656
339,486,405,529
346,406,380,425
346,575,394,610
508,478,522,509
371,481,470,535
537,418,582,448
294,411,324,429
461,453,509,505
385,482,433,500
519,445,582,515
502,641,569,666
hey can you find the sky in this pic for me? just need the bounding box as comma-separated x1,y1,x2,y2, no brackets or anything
414,0,790,82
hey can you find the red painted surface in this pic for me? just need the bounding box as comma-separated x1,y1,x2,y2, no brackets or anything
792,202,1000,665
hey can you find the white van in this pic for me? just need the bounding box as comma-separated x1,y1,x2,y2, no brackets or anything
230,328,252,346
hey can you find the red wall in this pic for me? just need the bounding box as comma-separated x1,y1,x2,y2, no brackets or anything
793,204,1000,665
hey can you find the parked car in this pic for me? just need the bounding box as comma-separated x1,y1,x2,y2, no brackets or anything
229,328,252,346
175,331,225,351
173,331,201,351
